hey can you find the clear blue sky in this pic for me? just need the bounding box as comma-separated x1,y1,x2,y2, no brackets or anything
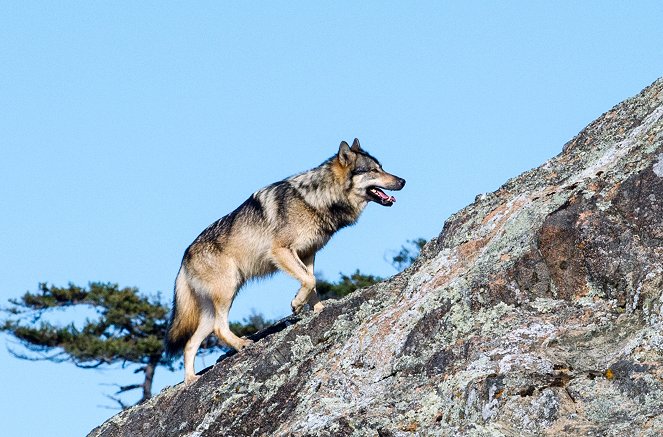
1,2,662,435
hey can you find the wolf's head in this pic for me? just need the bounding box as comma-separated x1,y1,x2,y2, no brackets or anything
336,138,406,207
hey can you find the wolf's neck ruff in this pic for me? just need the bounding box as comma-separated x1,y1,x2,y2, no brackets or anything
289,160,353,211
287,159,364,231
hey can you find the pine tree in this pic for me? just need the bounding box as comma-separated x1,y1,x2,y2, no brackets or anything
0,282,274,407
389,238,426,271
1,283,172,407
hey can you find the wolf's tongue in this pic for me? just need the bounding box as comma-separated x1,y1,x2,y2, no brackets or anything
373,188,396,203
384,194,396,203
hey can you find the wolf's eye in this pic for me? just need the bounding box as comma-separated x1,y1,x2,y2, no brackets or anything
352,168,369,175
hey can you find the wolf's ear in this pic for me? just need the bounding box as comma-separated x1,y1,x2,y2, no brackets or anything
351,138,361,152
338,141,355,167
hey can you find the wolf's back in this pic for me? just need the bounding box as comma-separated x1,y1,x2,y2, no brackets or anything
165,268,200,356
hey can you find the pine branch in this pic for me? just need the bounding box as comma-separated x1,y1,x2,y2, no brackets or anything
6,345,69,363
74,360,109,369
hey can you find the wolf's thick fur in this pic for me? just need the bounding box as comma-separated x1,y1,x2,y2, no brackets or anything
166,139,405,384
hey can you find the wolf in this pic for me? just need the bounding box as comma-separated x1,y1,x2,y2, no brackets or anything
166,138,405,384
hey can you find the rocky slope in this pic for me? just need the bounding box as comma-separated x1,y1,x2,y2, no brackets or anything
90,78,663,437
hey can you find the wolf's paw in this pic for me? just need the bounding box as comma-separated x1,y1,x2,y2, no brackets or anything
291,301,305,315
184,374,200,386
237,338,254,350
313,302,325,313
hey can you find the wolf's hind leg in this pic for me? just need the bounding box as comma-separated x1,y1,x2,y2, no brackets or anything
184,313,214,385
272,247,317,314
209,274,253,351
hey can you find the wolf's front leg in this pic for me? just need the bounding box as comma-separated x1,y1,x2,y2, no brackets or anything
306,290,325,313
272,247,317,314
303,255,325,313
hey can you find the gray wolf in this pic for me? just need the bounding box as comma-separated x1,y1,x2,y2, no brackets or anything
165,138,405,384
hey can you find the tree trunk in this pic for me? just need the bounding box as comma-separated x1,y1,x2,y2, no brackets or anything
140,357,158,403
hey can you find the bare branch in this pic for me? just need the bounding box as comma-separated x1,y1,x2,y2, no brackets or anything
100,382,143,395
116,384,142,395
100,394,129,411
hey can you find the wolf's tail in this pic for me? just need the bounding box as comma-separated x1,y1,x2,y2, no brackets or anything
165,268,200,357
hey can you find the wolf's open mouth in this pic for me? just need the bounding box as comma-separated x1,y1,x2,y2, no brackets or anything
367,187,396,206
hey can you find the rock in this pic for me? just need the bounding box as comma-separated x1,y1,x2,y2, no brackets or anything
89,78,663,437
